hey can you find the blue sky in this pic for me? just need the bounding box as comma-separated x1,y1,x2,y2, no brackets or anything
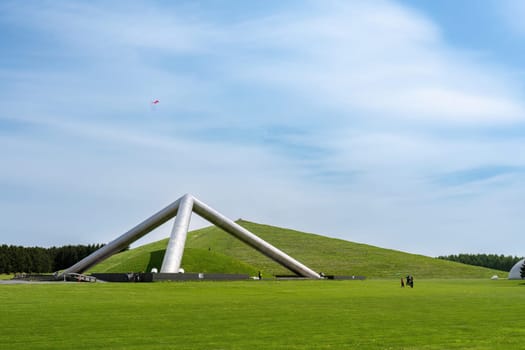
1,0,525,257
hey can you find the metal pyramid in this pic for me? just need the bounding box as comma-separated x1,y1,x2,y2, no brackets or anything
59,194,321,279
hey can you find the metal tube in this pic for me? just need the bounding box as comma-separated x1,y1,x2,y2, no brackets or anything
57,197,182,278
160,194,193,273
192,196,321,279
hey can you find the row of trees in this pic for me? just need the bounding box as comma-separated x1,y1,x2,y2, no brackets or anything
437,253,522,271
0,244,105,274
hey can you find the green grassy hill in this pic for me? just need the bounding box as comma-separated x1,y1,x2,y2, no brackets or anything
90,239,260,275
90,220,505,279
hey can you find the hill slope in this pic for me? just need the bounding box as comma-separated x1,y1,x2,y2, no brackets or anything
91,220,505,279
90,239,261,275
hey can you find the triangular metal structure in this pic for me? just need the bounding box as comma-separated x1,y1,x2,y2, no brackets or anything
58,194,321,279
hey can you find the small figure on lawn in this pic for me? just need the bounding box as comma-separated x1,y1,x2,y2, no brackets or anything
406,275,414,288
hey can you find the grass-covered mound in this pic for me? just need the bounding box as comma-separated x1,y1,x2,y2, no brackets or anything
185,220,504,279
89,238,260,275
89,220,504,279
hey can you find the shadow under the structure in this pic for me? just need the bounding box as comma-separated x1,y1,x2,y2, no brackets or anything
147,250,165,272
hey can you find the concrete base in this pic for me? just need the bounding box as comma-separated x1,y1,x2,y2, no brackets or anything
91,272,250,282
275,274,366,280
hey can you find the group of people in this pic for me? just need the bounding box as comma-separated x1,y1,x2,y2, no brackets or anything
401,275,414,288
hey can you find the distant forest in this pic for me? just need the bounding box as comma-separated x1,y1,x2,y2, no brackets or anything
0,244,105,274
437,254,522,271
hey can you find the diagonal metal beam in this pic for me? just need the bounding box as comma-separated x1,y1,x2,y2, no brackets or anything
192,196,321,278
57,197,182,279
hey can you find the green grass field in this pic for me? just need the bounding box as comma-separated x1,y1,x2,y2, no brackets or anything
2,279,524,349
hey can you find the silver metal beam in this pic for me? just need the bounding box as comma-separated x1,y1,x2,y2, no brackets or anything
160,194,193,273
57,197,182,279
192,196,321,279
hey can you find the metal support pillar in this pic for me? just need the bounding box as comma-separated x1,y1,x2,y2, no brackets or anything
161,194,193,273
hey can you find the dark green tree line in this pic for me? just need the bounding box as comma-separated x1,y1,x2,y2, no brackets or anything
0,244,104,274
437,253,522,271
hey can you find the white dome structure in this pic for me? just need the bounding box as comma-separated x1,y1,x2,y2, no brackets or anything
508,259,525,280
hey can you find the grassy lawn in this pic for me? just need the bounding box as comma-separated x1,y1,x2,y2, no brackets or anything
1,279,524,349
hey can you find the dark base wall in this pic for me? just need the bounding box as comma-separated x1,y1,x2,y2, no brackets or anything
90,272,250,282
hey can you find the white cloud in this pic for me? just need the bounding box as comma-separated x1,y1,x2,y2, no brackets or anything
6,0,525,126
229,1,525,124
2,0,525,256
386,87,523,122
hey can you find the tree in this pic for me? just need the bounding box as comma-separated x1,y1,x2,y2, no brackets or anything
520,260,525,279
0,243,105,273
438,254,523,271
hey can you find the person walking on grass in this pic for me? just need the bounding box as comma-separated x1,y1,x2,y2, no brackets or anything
406,275,414,288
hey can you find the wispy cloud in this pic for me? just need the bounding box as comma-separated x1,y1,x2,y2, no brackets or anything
496,0,525,36
1,1,525,255
217,1,525,125
435,165,524,187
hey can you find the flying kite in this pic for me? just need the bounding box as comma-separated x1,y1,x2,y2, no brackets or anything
151,99,160,105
